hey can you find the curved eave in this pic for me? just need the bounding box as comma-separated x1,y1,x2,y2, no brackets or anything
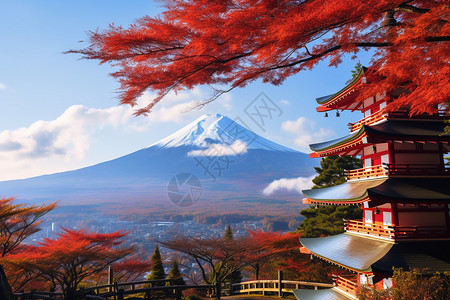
315,67,367,111
302,178,386,204
293,288,350,300
309,127,366,157
301,235,450,275
363,121,450,142
367,178,450,205
372,240,450,274
300,233,394,273
302,178,450,206
309,119,450,158
303,196,369,205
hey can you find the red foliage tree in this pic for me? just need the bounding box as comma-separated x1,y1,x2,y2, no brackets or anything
112,257,152,283
160,230,300,299
69,0,449,115
0,198,56,300
6,229,135,299
244,230,300,280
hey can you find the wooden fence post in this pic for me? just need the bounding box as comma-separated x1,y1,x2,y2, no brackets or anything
117,288,124,300
278,270,283,297
108,266,114,293
175,287,182,300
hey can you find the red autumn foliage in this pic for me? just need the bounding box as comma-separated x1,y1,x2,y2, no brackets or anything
0,198,56,258
69,0,449,115
0,198,56,298
5,228,135,297
112,257,151,283
161,230,300,299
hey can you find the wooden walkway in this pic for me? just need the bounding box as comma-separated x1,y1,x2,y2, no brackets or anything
223,296,288,300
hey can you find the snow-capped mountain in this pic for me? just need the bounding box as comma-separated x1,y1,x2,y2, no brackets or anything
153,113,293,152
0,114,317,216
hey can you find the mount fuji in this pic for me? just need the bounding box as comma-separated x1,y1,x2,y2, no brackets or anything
0,114,317,217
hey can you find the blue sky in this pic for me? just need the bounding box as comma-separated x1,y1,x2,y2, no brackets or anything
0,1,374,180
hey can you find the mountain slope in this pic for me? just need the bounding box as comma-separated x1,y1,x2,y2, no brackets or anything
0,114,317,216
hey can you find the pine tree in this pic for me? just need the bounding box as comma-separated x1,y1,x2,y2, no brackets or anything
298,155,363,237
224,225,233,241
167,260,185,286
223,225,242,284
147,244,166,285
312,155,362,189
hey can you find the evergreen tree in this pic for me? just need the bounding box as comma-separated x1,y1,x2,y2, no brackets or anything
222,225,242,284
298,205,363,238
312,155,362,189
147,244,166,285
167,260,185,286
224,225,233,241
298,155,363,237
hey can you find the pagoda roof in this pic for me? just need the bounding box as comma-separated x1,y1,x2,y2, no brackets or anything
302,178,450,205
309,119,450,157
293,288,350,300
372,240,450,274
300,233,393,272
300,233,450,273
302,178,385,204
315,67,367,112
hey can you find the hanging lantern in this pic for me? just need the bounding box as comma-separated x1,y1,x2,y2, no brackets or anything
324,112,328,117
336,110,340,117
375,207,381,215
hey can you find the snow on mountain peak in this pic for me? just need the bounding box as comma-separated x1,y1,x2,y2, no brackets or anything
151,113,294,152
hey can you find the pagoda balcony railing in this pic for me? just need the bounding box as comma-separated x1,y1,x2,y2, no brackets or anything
346,164,387,181
345,219,450,240
394,225,450,239
348,109,387,132
383,163,450,176
348,109,447,133
333,274,358,296
344,219,394,239
387,109,447,120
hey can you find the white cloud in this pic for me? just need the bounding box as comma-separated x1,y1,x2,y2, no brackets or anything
0,104,134,161
0,87,235,180
187,140,247,157
262,175,315,196
280,99,290,106
281,117,334,149
0,104,141,180
0,83,7,90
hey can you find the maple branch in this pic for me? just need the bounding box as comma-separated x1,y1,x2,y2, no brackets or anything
395,3,430,14
426,36,450,42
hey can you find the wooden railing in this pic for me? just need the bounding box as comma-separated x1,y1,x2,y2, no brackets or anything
347,163,450,181
388,110,447,119
14,291,63,300
345,219,450,240
346,164,387,181
14,276,336,300
232,279,333,296
334,275,358,296
394,225,450,239
383,163,450,176
348,109,387,132
348,109,447,133
14,280,215,300
344,219,395,239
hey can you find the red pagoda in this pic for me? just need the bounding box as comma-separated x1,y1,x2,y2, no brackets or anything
293,67,450,300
